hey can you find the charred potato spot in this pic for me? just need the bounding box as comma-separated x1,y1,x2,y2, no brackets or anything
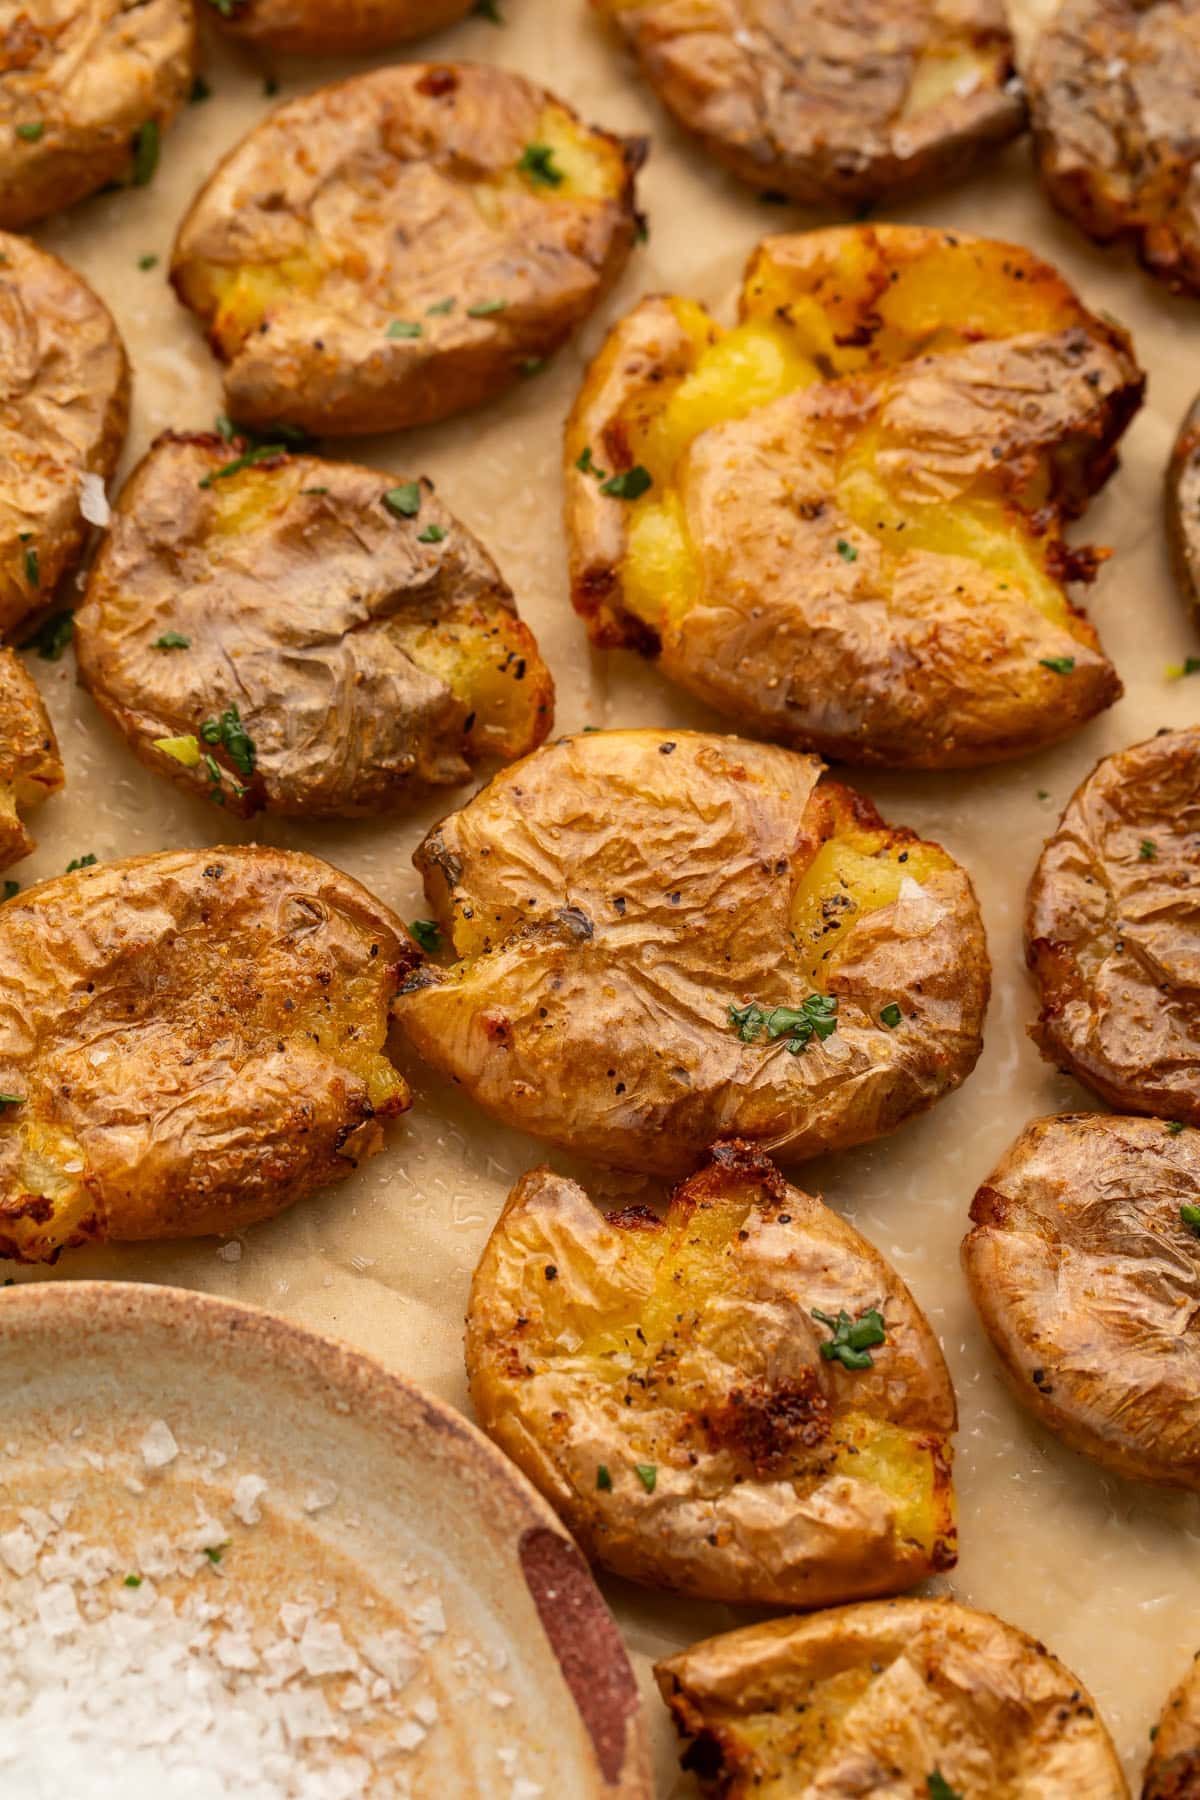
0,230,129,639
209,0,475,54
0,0,195,230
964,1113,1200,1489
1026,727,1200,1122
566,226,1142,768
0,848,415,1261
593,0,1024,206
1167,391,1200,622
1145,1655,1200,1800
0,647,62,871
74,433,554,819
1029,0,1200,297
467,1146,956,1605
655,1599,1127,1798
393,729,989,1176
169,67,642,436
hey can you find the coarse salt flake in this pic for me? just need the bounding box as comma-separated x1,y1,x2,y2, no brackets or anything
78,473,111,528
232,1474,268,1526
139,1420,179,1470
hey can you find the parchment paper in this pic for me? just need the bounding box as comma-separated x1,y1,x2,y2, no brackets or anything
14,3,1200,1789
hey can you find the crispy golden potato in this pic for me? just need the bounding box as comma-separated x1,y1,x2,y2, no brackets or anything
566,226,1141,768
74,432,554,820
964,1113,1200,1489
1027,727,1200,1122
593,0,1025,207
655,1598,1128,1798
0,647,62,872
0,0,195,230
1167,391,1200,624
0,230,129,641
0,846,416,1262
210,0,474,53
1145,1654,1200,1799
467,1142,956,1607
170,64,643,438
393,729,990,1176
1029,0,1200,298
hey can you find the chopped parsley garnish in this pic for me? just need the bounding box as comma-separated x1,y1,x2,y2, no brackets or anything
203,1543,229,1564
575,445,606,480
189,74,212,104
0,1094,24,1109
426,297,455,316
386,319,423,339
634,1464,657,1493
466,298,507,318
23,545,38,587
519,357,545,377
383,483,422,520
203,752,222,786
812,1305,887,1371
130,120,160,187
263,75,279,96
15,121,44,142
123,1573,142,1588
879,1002,903,1028
596,1465,612,1491
926,1775,962,1800
2,881,18,902
153,631,190,650
836,538,858,563
138,253,159,270
300,487,328,496
410,919,442,953
518,143,564,187
200,704,256,779
1039,655,1075,674
1139,839,1158,860
66,854,97,872
729,994,838,1055
1181,1204,1200,1237
417,524,446,544
22,610,73,661
1037,788,1050,800
199,444,287,488
600,465,652,501
1167,656,1200,680
474,0,503,18
1167,1121,1186,1135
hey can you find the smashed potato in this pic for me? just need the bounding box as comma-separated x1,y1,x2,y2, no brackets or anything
1168,390,1200,623
655,1598,1128,1797
1029,0,1200,297
1145,1653,1200,1800
467,1142,956,1606
170,64,644,437
393,729,989,1176
74,432,554,820
0,847,415,1262
964,1113,1200,1489
593,0,1025,207
0,230,129,641
0,648,62,872
209,0,474,53
566,225,1142,767
1027,727,1200,1123
0,0,195,230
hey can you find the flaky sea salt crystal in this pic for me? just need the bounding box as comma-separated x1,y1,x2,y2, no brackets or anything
139,1420,179,1470
79,473,111,528
393,1721,426,1753
0,1526,38,1577
233,1474,268,1525
298,1619,357,1679
361,1629,419,1690
302,1481,337,1514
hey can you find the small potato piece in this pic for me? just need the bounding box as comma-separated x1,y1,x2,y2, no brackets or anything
964,1113,1200,1489
1145,1654,1200,1799
0,0,195,231
1026,727,1200,1121
594,0,1025,207
74,433,554,819
0,647,62,871
1029,0,1200,298
210,0,474,53
655,1598,1128,1798
0,847,415,1262
467,1142,956,1606
567,226,1140,767
393,729,990,1176
170,65,643,437
0,230,129,640
1167,391,1200,624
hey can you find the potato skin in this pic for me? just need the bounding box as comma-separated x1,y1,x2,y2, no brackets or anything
1029,0,1200,297
1167,392,1200,623
393,728,990,1176
566,226,1140,768
74,432,554,820
0,0,195,230
1027,728,1200,1122
1145,1655,1200,1800
170,64,644,437
212,0,474,53
594,0,1025,206
655,1598,1128,1797
0,230,129,641
0,648,62,872
965,1113,1200,1490
0,847,417,1262
467,1142,956,1606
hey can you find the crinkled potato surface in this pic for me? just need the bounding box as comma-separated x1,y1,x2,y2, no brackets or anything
209,0,475,54
1144,1653,1200,1800
0,645,61,871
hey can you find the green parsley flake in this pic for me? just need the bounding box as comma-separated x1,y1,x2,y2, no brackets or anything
23,545,38,587
383,483,422,520
0,1095,25,1109
575,445,606,480
1167,1121,1186,1135
66,854,97,872
466,298,507,318
2,881,19,902
130,120,160,187
190,75,212,103
836,538,858,563
417,524,446,544
812,1305,887,1371
518,143,564,187
879,1002,903,1028
410,919,442,953
204,1544,228,1564
124,1573,142,1589
206,0,237,14
1039,655,1076,674
138,254,159,271
386,319,423,339
634,1464,657,1494
200,704,256,779
600,466,652,501
22,609,73,661
1167,656,1200,680
199,444,286,488
1181,1204,1200,1238
596,1465,612,1492
1139,839,1158,860
519,357,545,378
153,632,190,650
300,487,328,497
729,994,838,1055
426,297,455,316
474,0,503,17
926,1775,962,1800
16,121,44,143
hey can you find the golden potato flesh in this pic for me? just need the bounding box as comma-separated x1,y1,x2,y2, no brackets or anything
1145,1654,1200,1799
566,225,1142,768
0,647,62,872
0,230,129,640
1027,727,1200,1122
467,1143,956,1607
170,65,643,437
0,0,195,230
74,432,554,820
593,0,1024,207
1029,0,1200,298
964,1113,1200,1489
1168,391,1200,623
393,729,990,1176
655,1598,1128,1798
0,847,415,1262
210,0,474,53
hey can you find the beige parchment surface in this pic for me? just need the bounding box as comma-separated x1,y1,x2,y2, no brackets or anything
11,2,1200,1790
